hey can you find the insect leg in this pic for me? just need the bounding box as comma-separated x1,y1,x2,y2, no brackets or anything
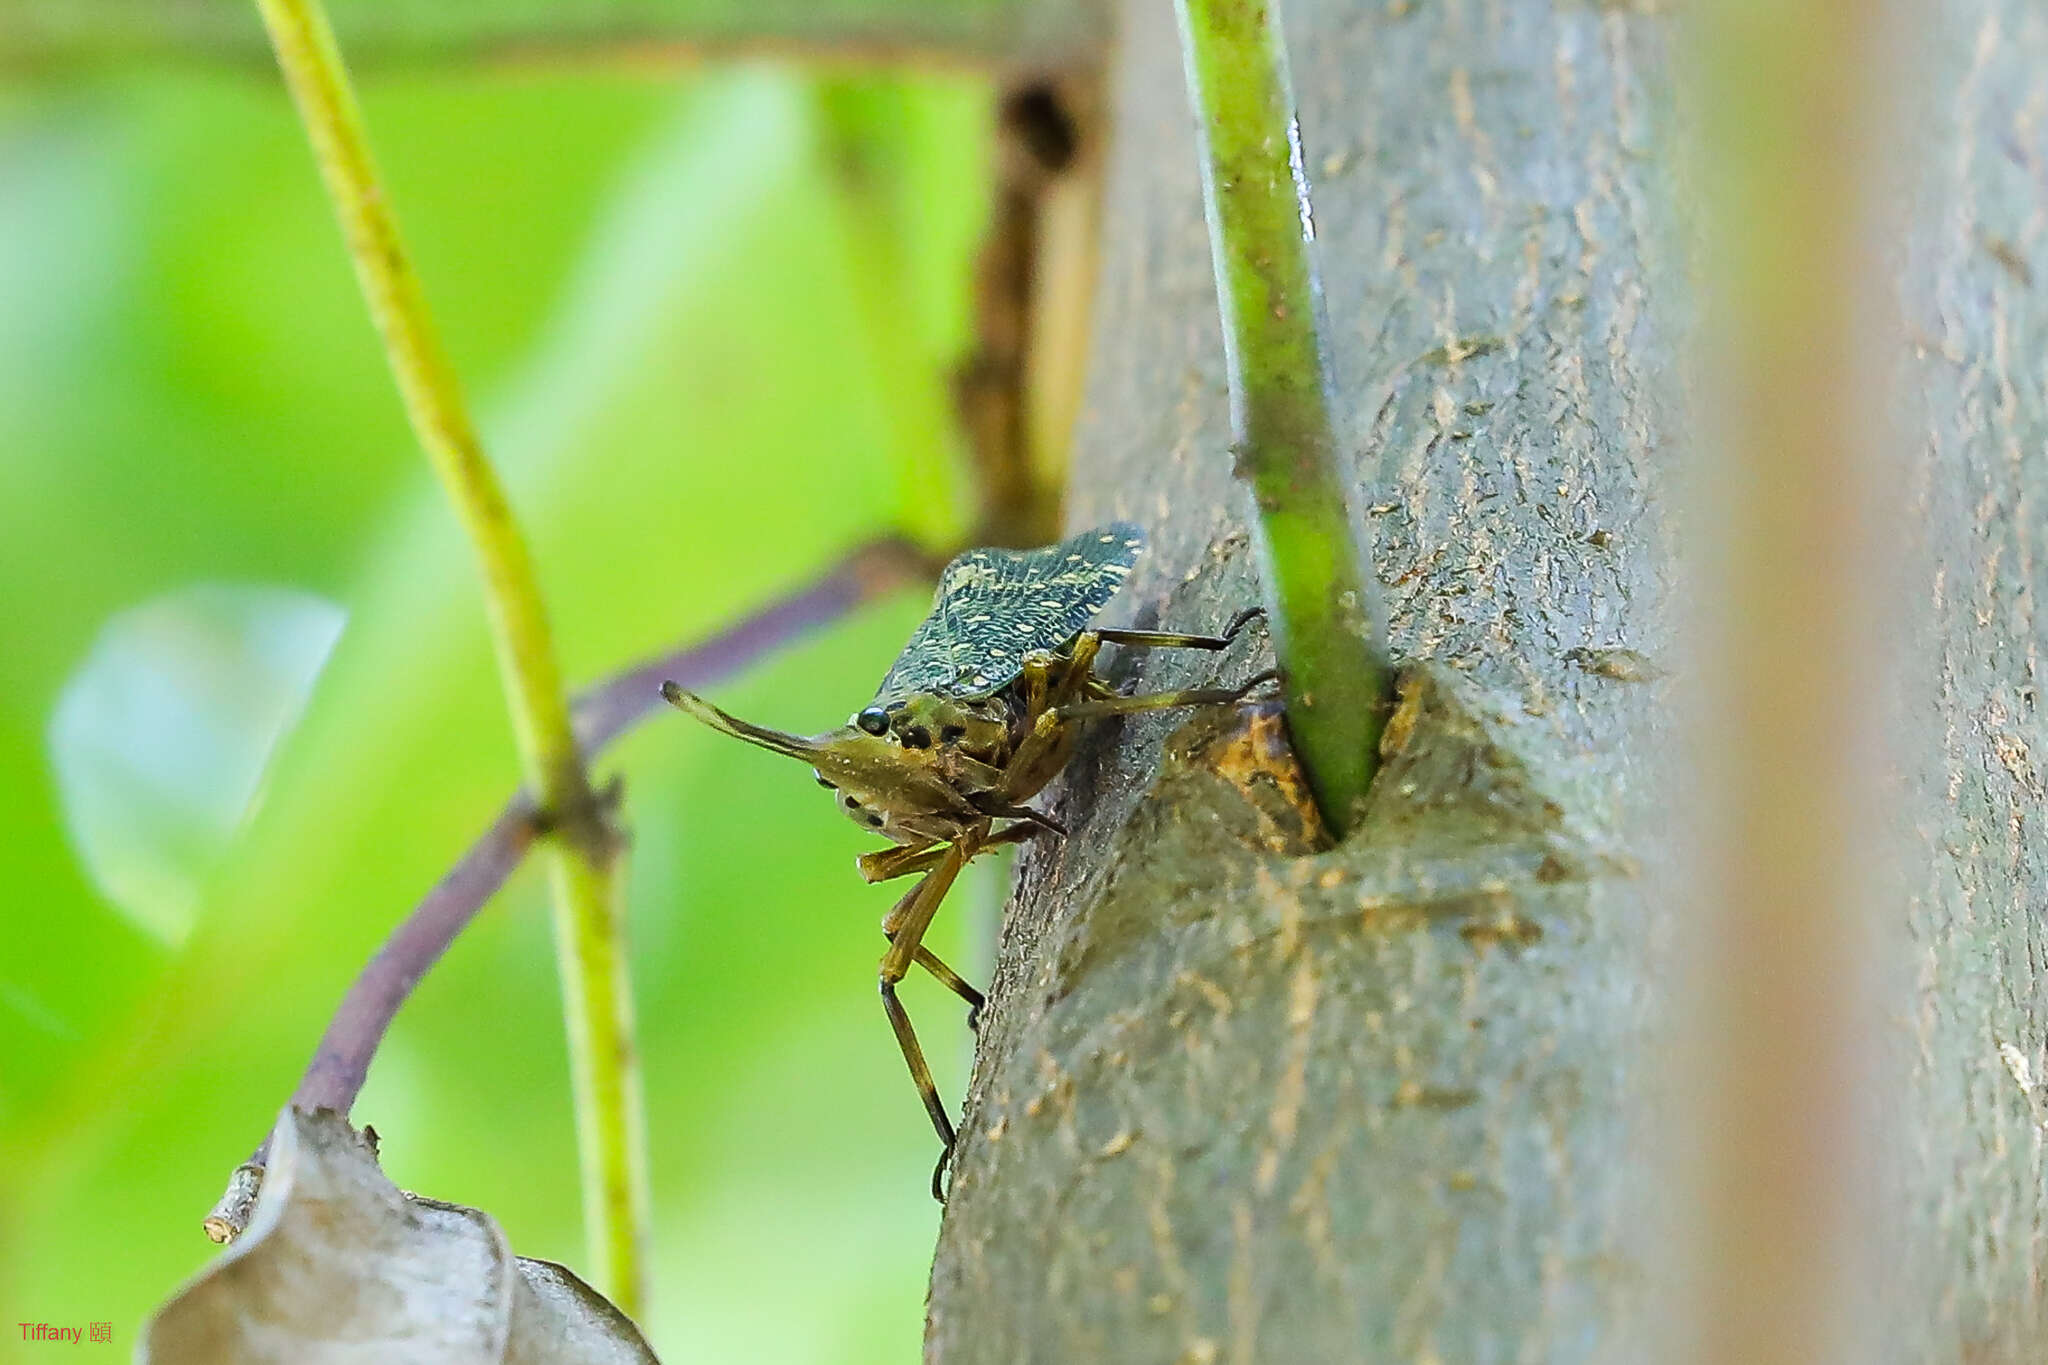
967,799,1067,837
1052,667,1282,722
991,634,1112,805
880,875,987,1019
879,973,955,1202
858,837,942,885
885,937,988,1028
877,824,986,1200
1012,651,1058,721
1093,606,1265,652
1058,633,1101,698
860,822,1041,884
999,708,1069,788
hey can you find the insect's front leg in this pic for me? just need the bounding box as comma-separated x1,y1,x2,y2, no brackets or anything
876,821,987,1202
858,838,942,885
880,931,988,1032
860,821,1044,884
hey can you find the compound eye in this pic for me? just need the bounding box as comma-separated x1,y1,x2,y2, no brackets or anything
855,706,890,736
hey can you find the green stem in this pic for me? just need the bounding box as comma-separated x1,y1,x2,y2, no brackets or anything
1174,0,1391,834
253,0,648,1314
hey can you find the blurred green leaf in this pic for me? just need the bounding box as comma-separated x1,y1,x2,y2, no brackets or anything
48,583,346,945
1,58,991,1365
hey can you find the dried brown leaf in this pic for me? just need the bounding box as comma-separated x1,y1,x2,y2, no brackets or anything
145,1109,657,1364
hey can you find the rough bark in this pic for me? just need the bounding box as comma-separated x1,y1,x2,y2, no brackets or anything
1889,3,2048,1359
927,1,2048,1362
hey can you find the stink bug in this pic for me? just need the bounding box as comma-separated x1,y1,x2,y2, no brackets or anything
661,523,1274,1198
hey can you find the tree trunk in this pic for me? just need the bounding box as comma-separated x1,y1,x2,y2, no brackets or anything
926,1,2048,1362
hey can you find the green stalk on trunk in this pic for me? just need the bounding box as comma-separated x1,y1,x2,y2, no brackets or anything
1174,0,1393,832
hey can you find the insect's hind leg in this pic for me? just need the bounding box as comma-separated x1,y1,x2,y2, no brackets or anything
1093,605,1265,652
1055,667,1281,723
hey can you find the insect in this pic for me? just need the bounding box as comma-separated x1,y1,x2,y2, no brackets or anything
661,522,1274,1198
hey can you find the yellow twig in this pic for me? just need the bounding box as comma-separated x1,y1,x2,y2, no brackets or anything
253,0,648,1314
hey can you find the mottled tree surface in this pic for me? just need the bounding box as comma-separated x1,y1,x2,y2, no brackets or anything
928,1,2048,1362
1892,3,2048,1360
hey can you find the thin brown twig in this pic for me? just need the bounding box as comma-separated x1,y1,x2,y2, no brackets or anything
204,536,932,1243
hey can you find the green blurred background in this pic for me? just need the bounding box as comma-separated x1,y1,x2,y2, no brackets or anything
0,54,1008,1361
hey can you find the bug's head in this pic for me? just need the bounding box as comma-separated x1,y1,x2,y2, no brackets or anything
660,682,972,840
876,692,1011,763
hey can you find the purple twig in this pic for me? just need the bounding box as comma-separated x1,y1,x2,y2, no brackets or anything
205,537,932,1240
